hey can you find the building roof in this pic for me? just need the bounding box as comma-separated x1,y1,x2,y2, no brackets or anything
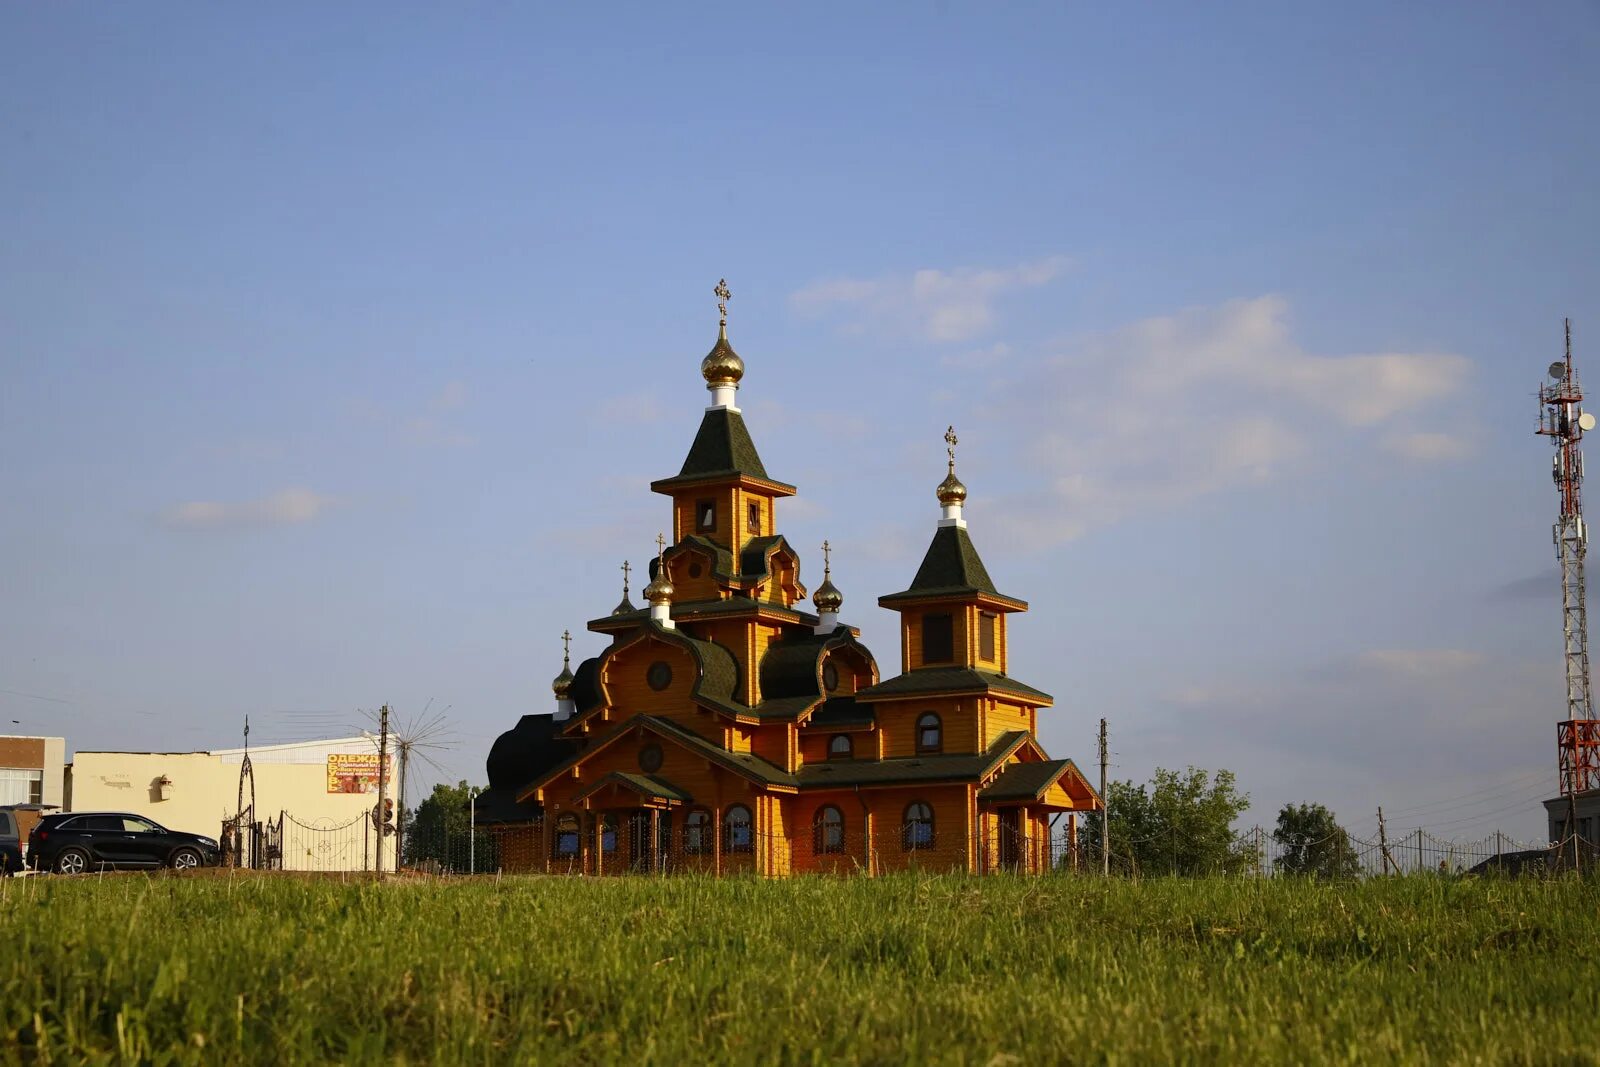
879,525,1027,609
649,409,796,494
479,713,582,823
803,696,875,730
521,714,797,801
795,730,1032,789
856,667,1053,705
572,771,692,806
977,759,1074,802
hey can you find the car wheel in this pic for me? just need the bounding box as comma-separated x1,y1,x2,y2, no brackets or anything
55,847,91,875
169,847,202,872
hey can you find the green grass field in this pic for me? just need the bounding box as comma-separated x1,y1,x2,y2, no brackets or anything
5,871,1596,1065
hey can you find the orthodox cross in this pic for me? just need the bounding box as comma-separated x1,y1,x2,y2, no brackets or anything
561,629,571,669
821,539,832,578
656,531,667,564
620,560,631,598
715,278,731,326
945,425,958,465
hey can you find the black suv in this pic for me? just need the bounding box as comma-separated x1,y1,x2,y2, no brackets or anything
28,813,221,874
0,810,20,876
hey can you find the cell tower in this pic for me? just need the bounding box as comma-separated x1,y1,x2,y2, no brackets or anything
1537,318,1600,798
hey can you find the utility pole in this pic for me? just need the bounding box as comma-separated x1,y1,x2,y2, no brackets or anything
1377,806,1395,875
395,739,408,872
1098,717,1109,876
375,704,390,879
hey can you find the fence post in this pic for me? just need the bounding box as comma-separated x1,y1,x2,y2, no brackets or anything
1416,828,1423,873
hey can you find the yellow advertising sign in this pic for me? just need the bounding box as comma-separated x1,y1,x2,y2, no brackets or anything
326,753,391,795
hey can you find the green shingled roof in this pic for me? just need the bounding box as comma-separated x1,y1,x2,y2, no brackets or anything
573,771,692,805
796,730,1031,789
804,696,875,729
651,409,796,492
977,759,1073,802
878,525,1026,608
524,714,797,800
856,667,1053,704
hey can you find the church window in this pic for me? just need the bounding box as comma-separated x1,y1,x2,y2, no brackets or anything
980,613,997,661
916,713,942,754
823,661,840,692
814,805,845,854
828,734,852,760
697,500,716,532
684,810,711,854
923,613,954,663
638,743,663,774
600,814,617,854
688,561,703,579
747,501,762,534
647,661,673,691
723,805,753,853
902,802,935,851
553,815,580,858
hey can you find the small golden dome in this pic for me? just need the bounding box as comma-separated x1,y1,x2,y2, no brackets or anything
644,569,675,605
701,326,745,386
552,665,573,699
813,577,843,613
936,463,967,506
612,593,638,616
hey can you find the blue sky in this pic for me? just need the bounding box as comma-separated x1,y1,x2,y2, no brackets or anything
3,4,1597,840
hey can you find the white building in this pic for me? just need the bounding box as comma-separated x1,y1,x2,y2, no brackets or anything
68,736,398,872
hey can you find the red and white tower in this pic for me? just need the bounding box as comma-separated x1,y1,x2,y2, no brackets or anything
1537,319,1600,799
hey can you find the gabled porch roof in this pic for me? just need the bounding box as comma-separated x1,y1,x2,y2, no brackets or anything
572,771,692,809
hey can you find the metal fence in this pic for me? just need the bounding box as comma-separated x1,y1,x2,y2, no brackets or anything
381,816,1586,879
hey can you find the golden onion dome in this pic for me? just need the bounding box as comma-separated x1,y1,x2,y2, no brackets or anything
813,577,843,614
612,593,638,616
551,664,574,699
936,464,968,506
701,325,745,386
643,570,675,605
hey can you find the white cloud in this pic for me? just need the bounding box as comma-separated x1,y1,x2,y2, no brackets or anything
1147,649,1555,839
980,295,1472,546
161,487,337,530
790,257,1069,343
1356,648,1483,678
1382,431,1472,461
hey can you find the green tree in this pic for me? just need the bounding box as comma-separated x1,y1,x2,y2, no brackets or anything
1079,766,1255,876
1273,803,1361,880
406,781,497,872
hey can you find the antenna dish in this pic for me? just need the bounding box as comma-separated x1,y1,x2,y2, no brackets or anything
1550,361,1568,381
1579,412,1596,432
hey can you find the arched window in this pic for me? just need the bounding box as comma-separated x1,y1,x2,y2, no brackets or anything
684,809,712,855
553,814,580,857
723,804,753,854
916,713,942,754
902,801,935,851
813,805,845,854
828,734,853,760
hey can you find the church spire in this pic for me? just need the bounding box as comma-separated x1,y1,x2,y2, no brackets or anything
936,424,968,528
612,560,637,616
701,278,744,411
813,539,844,634
551,629,575,720
644,532,676,629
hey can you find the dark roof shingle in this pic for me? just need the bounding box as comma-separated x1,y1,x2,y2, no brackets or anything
856,667,1052,704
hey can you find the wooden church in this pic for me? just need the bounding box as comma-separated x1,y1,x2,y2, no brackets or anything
476,284,1100,875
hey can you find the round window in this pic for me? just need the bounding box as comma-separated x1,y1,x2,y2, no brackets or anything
647,661,673,691
688,562,703,579
638,743,664,774
823,661,840,692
